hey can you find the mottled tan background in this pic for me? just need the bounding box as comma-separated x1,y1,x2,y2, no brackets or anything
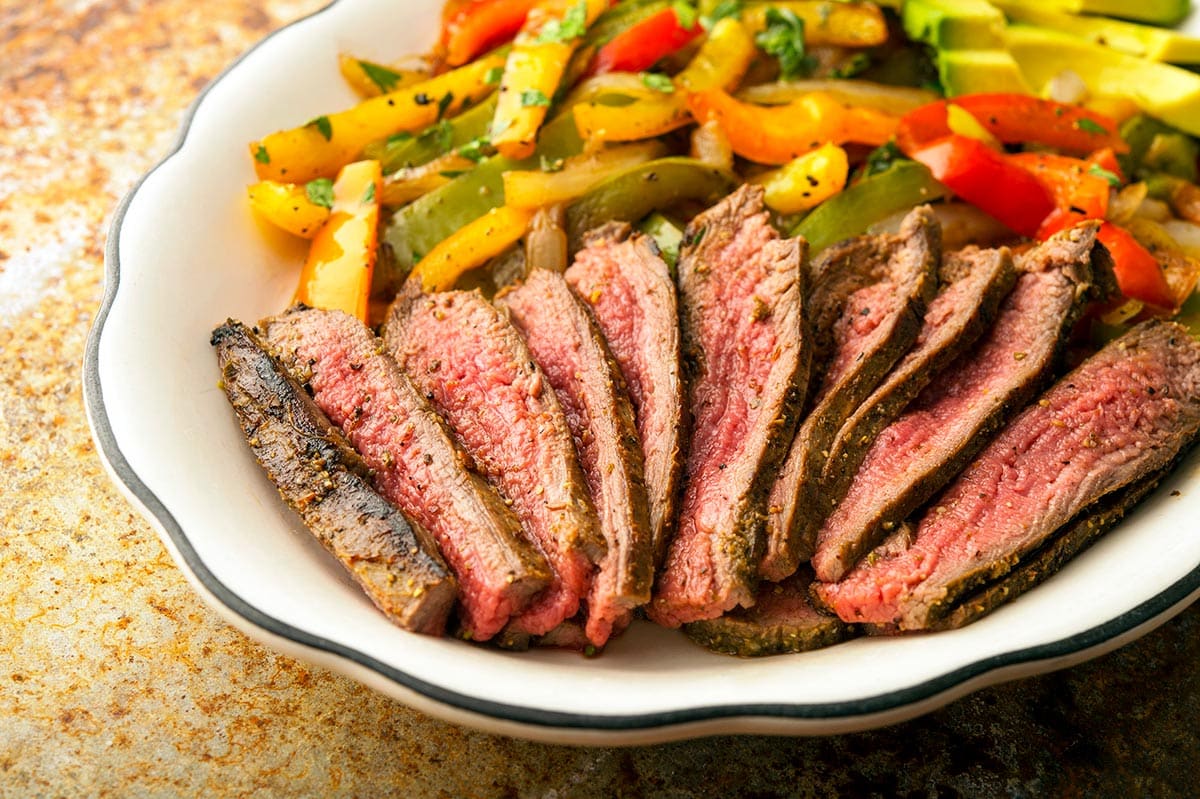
4,1,1200,796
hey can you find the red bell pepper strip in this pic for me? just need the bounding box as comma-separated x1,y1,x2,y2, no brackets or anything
897,94,1128,157
588,6,703,75
1096,222,1176,310
1007,152,1111,239
441,0,536,67
909,134,1055,238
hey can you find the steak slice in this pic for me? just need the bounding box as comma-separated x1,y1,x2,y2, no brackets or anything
815,320,1200,630
211,320,457,635
811,223,1110,583
384,285,604,638
260,306,551,642
498,268,654,648
683,568,851,657
565,223,686,567
647,185,809,628
761,206,941,581
820,247,1017,503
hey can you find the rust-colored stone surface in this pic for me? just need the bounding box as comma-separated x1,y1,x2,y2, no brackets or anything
3,1,1200,796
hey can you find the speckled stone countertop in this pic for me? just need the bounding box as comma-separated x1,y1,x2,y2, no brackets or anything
4,1,1200,796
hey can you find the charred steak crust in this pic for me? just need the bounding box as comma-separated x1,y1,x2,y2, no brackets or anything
499,268,654,648
648,185,810,628
762,206,941,582
817,320,1200,631
683,568,851,657
211,320,457,635
810,222,1111,584
566,224,687,569
261,306,551,642
820,246,1018,504
384,284,604,638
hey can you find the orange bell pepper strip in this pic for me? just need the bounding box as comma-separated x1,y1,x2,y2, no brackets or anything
294,160,381,322
441,0,537,67
411,205,536,291
491,0,609,160
250,52,504,183
688,88,898,165
1007,152,1112,239
1097,222,1176,310
896,94,1128,157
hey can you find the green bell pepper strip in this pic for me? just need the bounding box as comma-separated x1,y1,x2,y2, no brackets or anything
792,159,947,254
639,212,685,272
383,110,584,268
566,157,737,252
364,95,498,175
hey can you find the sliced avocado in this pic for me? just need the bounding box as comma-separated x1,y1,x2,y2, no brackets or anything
994,1,1200,63
902,0,1007,50
937,48,1033,96
1036,0,1191,27
1005,24,1200,136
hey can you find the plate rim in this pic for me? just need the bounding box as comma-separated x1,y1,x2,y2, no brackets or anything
82,0,1200,739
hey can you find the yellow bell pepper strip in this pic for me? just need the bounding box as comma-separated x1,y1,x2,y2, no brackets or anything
294,160,381,322
379,153,480,206
564,156,737,250
743,2,888,48
337,54,429,98
737,79,938,115
250,51,505,183
792,159,947,253
573,16,756,143
502,140,666,208
688,88,899,165
491,0,609,160
411,205,536,291
751,142,849,215
246,180,331,238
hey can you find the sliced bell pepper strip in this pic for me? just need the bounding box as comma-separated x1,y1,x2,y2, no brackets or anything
246,180,331,238
337,55,429,98
502,140,666,208
752,142,849,215
896,94,1128,157
908,134,1055,239
688,88,898,165
742,1,888,47
379,152,479,206
792,159,947,254
363,94,498,175
251,52,505,183
441,0,538,67
589,6,703,75
737,79,939,115
1096,221,1176,310
565,156,736,250
411,205,536,291
1006,152,1111,239
491,0,609,160
294,160,381,322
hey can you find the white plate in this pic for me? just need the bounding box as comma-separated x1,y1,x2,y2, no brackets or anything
85,0,1200,744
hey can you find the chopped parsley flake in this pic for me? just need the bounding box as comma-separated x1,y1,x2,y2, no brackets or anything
484,66,504,85
361,182,376,204
253,144,270,164
306,178,334,209
437,91,455,119
756,8,814,79
641,72,676,93
1087,163,1122,188
521,89,551,107
458,136,492,162
1075,118,1109,136
308,116,333,141
831,52,871,79
537,0,588,43
358,60,402,94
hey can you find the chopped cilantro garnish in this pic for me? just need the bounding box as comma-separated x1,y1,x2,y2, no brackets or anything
484,66,504,85
253,144,270,164
439,170,468,179
1075,118,1109,136
756,8,814,79
521,89,551,107
418,118,455,152
701,0,743,30
361,182,376,203
640,72,676,93
308,116,333,141
306,178,334,209
437,91,455,120
862,141,905,177
672,0,698,30
537,0,588,43
1087,163,1122,188
831,52,871,79
458,136,492,162
358,60,403,94
387,131,414,145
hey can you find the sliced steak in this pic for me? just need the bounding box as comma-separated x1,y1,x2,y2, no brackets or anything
815,320,1200,630
565,223,686,567
260,306,551,642
761,206,941,581
384,285,604,638
498,268,654,648
683,568,851,657
647,185,809,628
811,223,1111,583
211,320,456,635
